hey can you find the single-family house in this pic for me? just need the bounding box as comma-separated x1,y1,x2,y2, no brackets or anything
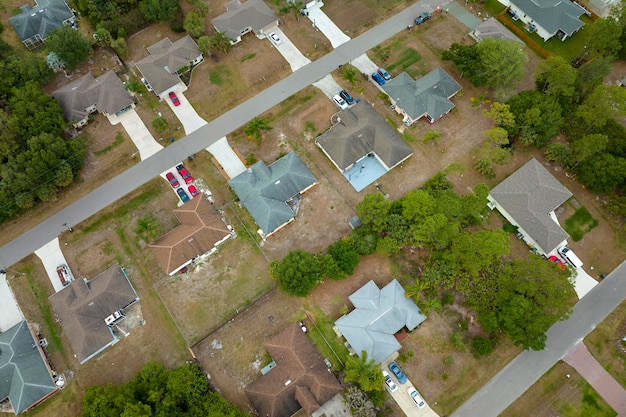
315,101,413,191
228,152,317,240
245,324,343,417
586,0,619,17
9,0,76,50
0,321,58,414
498,0,587,41
51,71,135,128
487,158,573,256
211,0,279,44
48,265,139,364
470,17,524,44
136,36,203,97
382,67,462,126
335,280,426,363
149,197,234,275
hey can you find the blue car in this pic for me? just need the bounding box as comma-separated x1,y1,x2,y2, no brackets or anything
388,361,407,384
372,72,385,86
176,187,190,203
377,67,391,80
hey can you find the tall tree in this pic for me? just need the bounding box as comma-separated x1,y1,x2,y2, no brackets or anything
183,11,205,38
476,38,526,90
356,193,390,233
139,0,178,23
571,133,609,168
483,102,516,129
534,56,577,107
582,17,623,58
46,26,92,73
344,351,385,392
507,90,563,147
270,250,322,296
576,84,626,133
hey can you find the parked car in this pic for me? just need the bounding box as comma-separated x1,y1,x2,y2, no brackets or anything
332,94,349,110
415,11,431,24
56,264,71,286
141,77,153,92
372,72,386,85
377,68,391,80
548,255,566,270
105,310,124,326
176,187,190,203
166,172,180,188
407,386,426,408
169,91,181,106
188,184,199,198
388,361,407,384
176,164,194,184
339,89,355,105
382,370,398,392
269,32,282,45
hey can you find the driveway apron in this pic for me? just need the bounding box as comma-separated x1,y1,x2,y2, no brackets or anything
107,110,163,160
34,238,74,293
206,137,247,179
165,87,208,135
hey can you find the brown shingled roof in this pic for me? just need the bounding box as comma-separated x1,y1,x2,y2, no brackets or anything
245,324,343,417
149,197,231,275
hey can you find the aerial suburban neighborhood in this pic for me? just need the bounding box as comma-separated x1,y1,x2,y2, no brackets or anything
0,0,625,416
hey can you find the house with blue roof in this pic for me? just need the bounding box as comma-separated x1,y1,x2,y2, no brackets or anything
499,0,587,41
335,280,426,363
228,152,317,240
382,67,462,126
0,321,58,414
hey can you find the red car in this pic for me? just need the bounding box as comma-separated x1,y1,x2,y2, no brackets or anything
176,164,193,184
188,184,199,198
165,172,179,188
548,255,566,270
169,91,181,106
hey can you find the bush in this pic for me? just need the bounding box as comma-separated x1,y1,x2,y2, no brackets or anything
471,336,494,356
450,331,466,351
349,226,378,255
441,292,454,306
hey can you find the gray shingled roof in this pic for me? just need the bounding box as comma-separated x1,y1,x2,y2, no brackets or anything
382,68,461,122
136,36,201,95
51,71,134,123
472,17,524,44
511,0,585,36
0,321,57,414
9,0,74,43
228,152,317,237
211,0,278,39
489,158,572,254
315,101,413,171
335,280,426,363
49,265,139,363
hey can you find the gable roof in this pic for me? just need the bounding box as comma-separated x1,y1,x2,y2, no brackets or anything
228,152,317,237
382,68,462,122
245,324,342,417
48,265,139,363
335,280,426,363
472,17,524,44
149,197,232,274
211,0,278,39
315,101,413,171
489,158,572,254
511,0,585,36
0,321,57,415
51,71,134,123
136,36,201,95
9,0,74,43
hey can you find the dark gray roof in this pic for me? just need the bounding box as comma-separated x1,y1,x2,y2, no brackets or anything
51,71,134,123
0,321,57,414
511,0,585,36
228,152,317,237
136,36,202,95
9,0,74,43
211,0,278,39
382,68,461,122
335,280,426,363
490,158,572,254
472,17,524,44
315,101,413,171
49,265,139,363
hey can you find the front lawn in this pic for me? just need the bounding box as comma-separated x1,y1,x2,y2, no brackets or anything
564,205,599,242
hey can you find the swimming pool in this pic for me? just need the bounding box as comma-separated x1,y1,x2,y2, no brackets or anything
343,153,387,192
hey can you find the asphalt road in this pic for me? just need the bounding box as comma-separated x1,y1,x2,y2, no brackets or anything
0,3,423,270
451,260,626,417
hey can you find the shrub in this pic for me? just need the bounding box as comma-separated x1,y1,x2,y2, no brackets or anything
472,336,494,356
450,331,466,351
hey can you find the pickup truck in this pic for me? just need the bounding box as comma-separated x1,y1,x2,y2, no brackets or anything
415,11,431,24
56,264,72,286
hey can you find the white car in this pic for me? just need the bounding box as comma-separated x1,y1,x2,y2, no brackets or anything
407,386,426,408
333,94,349,110
382,370,398,392
269,32,282,45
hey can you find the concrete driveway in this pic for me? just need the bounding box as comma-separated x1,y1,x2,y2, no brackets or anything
107,109,163,160
0,273,24,332
206,137,247,179
164,85,208,135
269,27,311,71
306,2,350,48
571,267,598,298
34,238,74,293
313,74,344,99
381,357,440,417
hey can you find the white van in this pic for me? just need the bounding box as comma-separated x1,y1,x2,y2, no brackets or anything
558,247,583,269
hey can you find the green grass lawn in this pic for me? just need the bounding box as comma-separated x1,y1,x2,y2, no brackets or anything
564,206,598,242
208,65,232,86
386,48,424,78
304,305,351,370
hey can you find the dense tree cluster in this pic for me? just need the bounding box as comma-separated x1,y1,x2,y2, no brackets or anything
81,361,247,417
0,43,86,224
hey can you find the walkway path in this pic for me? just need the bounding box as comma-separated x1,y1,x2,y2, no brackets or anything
563,342,626,416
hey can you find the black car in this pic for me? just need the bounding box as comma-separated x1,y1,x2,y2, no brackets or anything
339,90,355,105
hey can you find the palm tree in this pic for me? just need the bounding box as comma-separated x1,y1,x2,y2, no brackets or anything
343,351,385,393
342,66,359,88
244,117,273,145
210,31,232,55
405,277,430,303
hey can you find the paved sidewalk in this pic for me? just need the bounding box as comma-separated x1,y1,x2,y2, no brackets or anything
563,341,626,416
